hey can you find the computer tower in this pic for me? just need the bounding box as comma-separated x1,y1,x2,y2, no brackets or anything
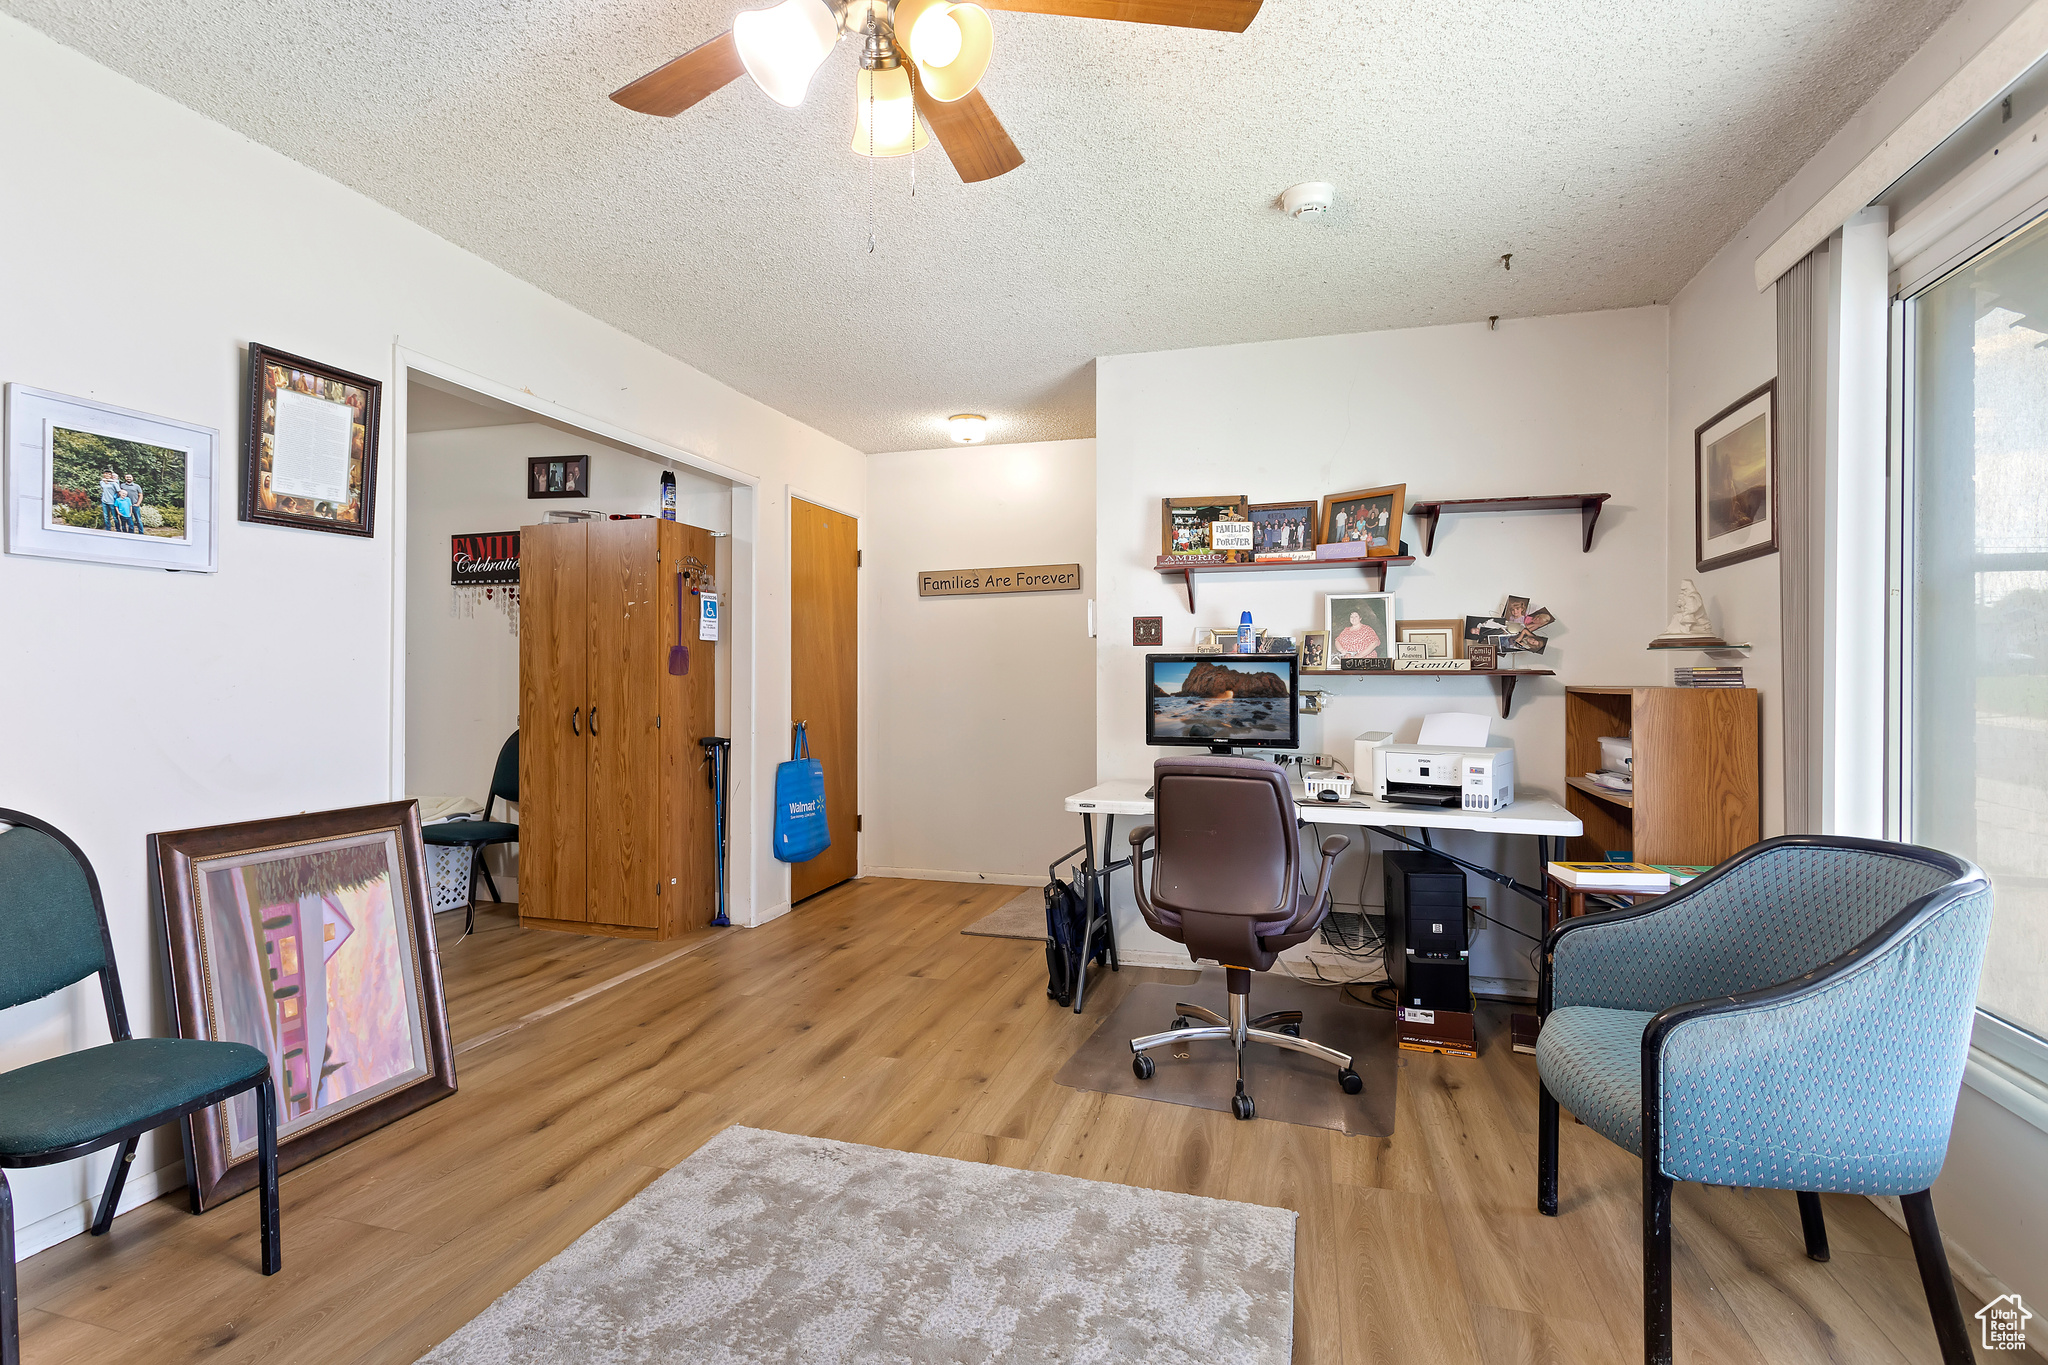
1384,849,1471,1011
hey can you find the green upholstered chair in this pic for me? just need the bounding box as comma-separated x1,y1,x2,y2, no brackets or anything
421,731,519,938
0,809,279,1365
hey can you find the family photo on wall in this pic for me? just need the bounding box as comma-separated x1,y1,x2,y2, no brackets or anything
45,426,189,540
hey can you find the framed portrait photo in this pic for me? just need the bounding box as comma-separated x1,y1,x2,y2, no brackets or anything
1325,592,1395,660
1397,618,1462,660
1161,495,1249,560
5,385,219,572
528,453,590,499
149,801,456,1210
1319,483,1406,557
1247,500,1319,560
241,344,382,537
1695,379,1776,571
1300,630,1331,669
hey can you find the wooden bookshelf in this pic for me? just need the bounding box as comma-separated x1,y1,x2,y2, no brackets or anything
1563,686,1759,864
1408,493,1611,555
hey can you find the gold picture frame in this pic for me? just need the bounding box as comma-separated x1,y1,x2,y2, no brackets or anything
1319,483,1406,558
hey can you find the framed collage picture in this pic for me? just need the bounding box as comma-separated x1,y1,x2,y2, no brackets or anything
240,344,383,538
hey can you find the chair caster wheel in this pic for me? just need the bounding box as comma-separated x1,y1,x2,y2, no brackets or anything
1231,1093,1256,1121
1133,1054,1156,1081
1338,1068,1363,1095
1280,1023,1302,1038
1169,1017,1192,1031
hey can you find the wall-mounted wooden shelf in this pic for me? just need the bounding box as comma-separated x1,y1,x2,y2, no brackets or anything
1299,666,1555,718
1565,774,1634,809
1408,494,1612,555
1154,555,1414,611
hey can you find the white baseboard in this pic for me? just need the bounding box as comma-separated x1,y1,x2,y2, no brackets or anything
1867,1195,2047,1357
13,1158,187,1261
860,866,1043,888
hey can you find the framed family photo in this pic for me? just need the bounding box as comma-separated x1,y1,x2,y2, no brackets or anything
4,384,219,572
1300,630,1331,669
240,344,383,538
1320,483,1405,556
528,454,590,499
1695,380,1776,571
150,801,456,1210
1325,592,1395,660
1247,500,1318,560
1161,495,1249,560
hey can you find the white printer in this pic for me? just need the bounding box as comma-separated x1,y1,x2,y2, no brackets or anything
1356,715,1517,813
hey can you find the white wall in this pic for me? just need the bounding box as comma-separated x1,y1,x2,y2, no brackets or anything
403,420,732,896
1663,0,2048,1331
0,15,863,1258
1096,308,1671,989
863,439,1096,885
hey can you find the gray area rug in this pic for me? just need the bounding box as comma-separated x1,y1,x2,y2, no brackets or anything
1056,971,1397,1138
422,1126,1296,1364
960,889,1044,941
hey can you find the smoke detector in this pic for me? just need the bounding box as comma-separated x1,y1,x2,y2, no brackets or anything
1281,181,1335,219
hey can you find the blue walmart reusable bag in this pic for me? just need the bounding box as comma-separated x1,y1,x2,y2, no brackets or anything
773,723,830,863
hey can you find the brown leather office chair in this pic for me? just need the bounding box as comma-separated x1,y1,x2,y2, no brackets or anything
1128,755,1361,1120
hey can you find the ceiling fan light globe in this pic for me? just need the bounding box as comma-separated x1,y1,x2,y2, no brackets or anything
851,65,931,156
733,0,840,108
914,3,992,102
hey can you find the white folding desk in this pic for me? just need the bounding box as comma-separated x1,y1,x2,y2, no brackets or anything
1057,778,1582,1012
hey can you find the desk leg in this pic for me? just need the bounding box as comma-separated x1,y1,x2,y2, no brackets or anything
1101,815,1120,973
1072,813,1098,1013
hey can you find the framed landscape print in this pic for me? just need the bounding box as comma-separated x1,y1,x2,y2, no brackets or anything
1319,483,1405,557
4,385,219,572
240,343,383,538
1160,495,1249,560
1325,592,1395,660
1695,380,1776,571
150,801,455,1210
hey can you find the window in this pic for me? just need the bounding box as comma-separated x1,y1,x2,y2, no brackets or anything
1905,210,2048,1041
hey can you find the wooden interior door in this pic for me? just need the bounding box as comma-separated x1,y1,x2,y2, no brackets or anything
789,498,858,902
585,519,662,930
517,522,588,924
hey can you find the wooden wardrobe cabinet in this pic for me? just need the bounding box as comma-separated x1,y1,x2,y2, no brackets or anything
518,517,715,939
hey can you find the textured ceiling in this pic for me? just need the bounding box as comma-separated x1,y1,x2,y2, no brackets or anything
9,0,1960,451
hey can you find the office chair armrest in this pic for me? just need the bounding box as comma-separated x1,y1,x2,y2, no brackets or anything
1128,825,1155,850
1320,834,1349,858
1284,832,1349,935
1127,825,1177,935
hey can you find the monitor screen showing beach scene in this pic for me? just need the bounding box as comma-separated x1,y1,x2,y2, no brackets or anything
1149,657,1296,743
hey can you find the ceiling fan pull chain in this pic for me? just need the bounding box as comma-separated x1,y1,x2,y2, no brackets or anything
908,66,918,200
866,77,877,254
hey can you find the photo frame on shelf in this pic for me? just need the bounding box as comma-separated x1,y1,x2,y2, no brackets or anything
149,801,456,1210
5,384,219,572
1694,379,1776,572
240,344,382,537
1319,483,1405,557
1300,630,1330,669
1397,618,1461,659
1247,500,1319,561
1161,495,1249,561
1325,592,1395,660
528,454,590,499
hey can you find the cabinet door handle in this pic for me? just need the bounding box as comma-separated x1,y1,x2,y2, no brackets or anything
571,706,581,736
590,706,600,736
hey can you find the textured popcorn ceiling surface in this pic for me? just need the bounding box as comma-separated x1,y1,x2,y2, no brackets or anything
6,0,1960,450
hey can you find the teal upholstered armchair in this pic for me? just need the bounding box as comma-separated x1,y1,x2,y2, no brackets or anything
0,810,280,1365
1534,835,1992,1365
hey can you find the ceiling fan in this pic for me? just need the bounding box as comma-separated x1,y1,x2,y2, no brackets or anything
610,0,1264,183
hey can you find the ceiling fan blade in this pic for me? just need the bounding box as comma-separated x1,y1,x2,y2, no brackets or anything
915,86,1025,183
611,31,747,116
981,0,1261,32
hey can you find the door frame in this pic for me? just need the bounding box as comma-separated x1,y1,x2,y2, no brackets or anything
785,487,862,901
388,344,765,926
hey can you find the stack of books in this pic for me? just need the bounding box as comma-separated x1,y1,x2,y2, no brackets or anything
1674,666,1745,688
1548,861,1672,892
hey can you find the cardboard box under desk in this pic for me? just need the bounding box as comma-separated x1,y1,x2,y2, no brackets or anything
1396,1005,1476,1058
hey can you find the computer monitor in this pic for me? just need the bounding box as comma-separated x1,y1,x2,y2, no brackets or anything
1145,653,1300,754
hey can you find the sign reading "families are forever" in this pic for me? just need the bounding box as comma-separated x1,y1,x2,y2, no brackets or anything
918,563,1083,597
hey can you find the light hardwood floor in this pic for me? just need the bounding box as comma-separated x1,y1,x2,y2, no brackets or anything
16,878,2017,1363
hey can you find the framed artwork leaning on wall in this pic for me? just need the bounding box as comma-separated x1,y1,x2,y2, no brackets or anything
150,802,456,1210
4,384,219,572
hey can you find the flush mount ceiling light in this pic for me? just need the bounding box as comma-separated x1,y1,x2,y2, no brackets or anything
948,413,988,443
610,0,1266,184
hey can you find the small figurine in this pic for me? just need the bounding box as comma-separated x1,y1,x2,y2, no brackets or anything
1649,579,1727,647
